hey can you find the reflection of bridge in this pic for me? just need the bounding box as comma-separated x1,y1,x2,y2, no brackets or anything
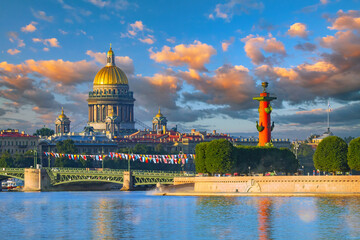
0,168,194,191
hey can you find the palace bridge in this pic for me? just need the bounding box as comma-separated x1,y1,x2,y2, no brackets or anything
0,168,194,191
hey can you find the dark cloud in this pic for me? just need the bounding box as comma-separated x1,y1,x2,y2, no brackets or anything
294,42,317,52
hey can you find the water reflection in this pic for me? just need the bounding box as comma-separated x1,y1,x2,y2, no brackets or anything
257,198,272,240
2,192,360,239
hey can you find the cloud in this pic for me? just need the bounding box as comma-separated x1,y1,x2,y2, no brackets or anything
7,49,20,55
252,18,276,32
320,30,360,58
287,23,309,38
328,10,360,32
139,35,155,44
241,34,286,65
86,0,132,10
222,37,235,52
32,9,53,22
179,64,256,110
209,0,264,21
21,21,38,33
122,20,155,44
8,32,25,48
294,42,317,52
86,50,134,74
166,37,176,44
149,40,216,71
33,38,60,48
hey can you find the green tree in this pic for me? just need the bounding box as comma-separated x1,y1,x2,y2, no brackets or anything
347,137,360,171
0,151,13,167
56,139,77,154
344,136,355,144
133,144,151,154
205,139,235,175
155,143,165,154
195,142,208,173
34,127,54,137
313,136,349,173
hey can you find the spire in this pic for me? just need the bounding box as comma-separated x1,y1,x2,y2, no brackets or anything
158,107,161,115
155,107,163,118
61,107,64,115
106,44,115,66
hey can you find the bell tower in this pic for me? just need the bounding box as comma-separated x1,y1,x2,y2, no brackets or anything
55,107,71,135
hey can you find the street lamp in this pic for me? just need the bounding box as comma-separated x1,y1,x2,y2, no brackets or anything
248,166,251,176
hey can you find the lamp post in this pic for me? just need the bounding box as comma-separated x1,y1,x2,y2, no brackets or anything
248,166,251,176
33,148,37,168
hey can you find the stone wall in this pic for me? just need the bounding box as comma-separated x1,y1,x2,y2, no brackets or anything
174,176,360,193
24,169,51,191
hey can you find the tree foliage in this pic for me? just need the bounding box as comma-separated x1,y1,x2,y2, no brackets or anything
205,139,235,174
313,136,349,172
56,139,77,154
34,128,54,137
194,140,298,175
347,137,360,171
194,142,207,173
0,152,13,167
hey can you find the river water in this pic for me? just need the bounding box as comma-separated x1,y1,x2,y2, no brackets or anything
1,191,360,239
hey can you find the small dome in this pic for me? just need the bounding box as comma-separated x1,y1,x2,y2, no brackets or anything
155,107,163,118
93,66,128,85
58,107,67,119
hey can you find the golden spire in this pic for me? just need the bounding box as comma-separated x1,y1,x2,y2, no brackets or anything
156,107,163,118
58,107,66,119
106,44,115,66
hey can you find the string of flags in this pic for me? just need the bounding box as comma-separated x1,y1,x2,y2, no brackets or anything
44,152,195,165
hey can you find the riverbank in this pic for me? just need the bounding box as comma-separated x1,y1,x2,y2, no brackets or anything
153,175,360,196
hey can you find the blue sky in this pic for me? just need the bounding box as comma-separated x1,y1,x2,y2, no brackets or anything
0,0,360,139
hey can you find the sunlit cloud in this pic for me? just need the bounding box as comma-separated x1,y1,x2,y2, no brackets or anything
328,10,360,32
287,23,309,38
21,21,38,33
32,38,60,48
7,49,21,55
241,34,286,65
149,40,216,71
86,50,134,74
222,37,235,52
209,0,264,21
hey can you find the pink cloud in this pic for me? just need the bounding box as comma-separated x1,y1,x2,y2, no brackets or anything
287,23,309,38
21,21,37,33
7,49,20,55
149,40,216,71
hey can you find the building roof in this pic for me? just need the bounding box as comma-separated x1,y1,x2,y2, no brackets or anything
0,130,37,138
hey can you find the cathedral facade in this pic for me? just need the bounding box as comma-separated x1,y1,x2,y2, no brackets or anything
87,46,136,135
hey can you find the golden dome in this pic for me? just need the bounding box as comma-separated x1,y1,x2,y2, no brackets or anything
93,66,128,85
155,107,163,118
58,107,67,119
93,45,128,85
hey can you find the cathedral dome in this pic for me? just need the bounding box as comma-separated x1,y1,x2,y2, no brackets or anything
93,45,128,85
93,66,128,85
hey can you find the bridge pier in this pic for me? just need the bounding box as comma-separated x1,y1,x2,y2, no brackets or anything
23,168,51,191
121,171,134,191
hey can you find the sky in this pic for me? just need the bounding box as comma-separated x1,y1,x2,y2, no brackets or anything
0,0,360,140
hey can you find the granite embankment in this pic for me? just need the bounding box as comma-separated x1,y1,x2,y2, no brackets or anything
154,175,360,196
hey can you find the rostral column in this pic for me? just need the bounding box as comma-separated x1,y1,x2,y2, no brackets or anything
253,82,277,146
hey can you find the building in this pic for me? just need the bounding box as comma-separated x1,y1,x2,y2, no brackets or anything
152,107,167,133
0,129,39,155
87,46,136,136
234,137,291,149
55,108,71,134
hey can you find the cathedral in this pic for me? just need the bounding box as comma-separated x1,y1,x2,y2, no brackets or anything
87,46,136,136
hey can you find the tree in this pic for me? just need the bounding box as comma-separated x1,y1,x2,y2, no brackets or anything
195,142,208,173
155,143,165,154
34,128,54,137
56,139,77,154
0,152,13,167
205,139,235,175
344,136,355,144
313,136,349,173
347,137,360,171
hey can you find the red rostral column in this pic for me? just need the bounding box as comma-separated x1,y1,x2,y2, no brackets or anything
253,82,276,146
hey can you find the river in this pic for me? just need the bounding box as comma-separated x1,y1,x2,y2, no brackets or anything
1,191,360,239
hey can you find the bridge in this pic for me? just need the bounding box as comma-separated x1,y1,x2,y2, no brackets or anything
0,168,194,191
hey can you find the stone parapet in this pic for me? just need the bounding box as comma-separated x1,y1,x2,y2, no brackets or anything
174,176,360,194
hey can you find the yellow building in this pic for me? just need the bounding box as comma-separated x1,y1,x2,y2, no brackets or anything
87,46,136,135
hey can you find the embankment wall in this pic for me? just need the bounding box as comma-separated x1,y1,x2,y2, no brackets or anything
174,176,360,193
